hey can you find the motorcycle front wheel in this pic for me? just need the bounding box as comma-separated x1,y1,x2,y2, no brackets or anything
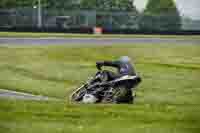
70,85,87,102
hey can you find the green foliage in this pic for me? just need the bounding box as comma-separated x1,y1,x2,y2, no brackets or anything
0,0,136,11
144,0,178,14
46,0,79,10
46,0,137,11
0,0,17,8
94,0,137,28
0,0,48,8
80,0,96,10
139,0,181,31
95,0,136,11
0,0,137,29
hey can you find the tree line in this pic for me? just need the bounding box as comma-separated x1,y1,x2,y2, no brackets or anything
0,0,181,30
0,0,136,11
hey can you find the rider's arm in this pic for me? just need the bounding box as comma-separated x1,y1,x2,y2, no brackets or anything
96,61,120,69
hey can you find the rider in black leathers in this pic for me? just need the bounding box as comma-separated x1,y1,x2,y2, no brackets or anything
96,56,136,80
96,56,141,103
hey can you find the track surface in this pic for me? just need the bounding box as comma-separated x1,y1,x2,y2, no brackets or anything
0,37,200,45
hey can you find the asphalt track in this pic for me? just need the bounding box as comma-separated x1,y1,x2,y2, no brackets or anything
0,37,200,45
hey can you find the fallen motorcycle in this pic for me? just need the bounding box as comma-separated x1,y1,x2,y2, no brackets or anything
70,68,141,104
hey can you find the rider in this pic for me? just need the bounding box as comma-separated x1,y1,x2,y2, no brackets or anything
96,56,137,80
96,56,141,103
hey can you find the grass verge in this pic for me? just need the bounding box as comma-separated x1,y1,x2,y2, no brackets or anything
0,43,200,133
0,99,200,133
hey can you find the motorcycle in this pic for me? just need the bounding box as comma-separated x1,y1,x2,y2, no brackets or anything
70,68,141,104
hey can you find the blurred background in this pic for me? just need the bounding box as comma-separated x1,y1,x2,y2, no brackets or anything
0,0,199,32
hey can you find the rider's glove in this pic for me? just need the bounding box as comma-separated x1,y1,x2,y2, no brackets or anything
96,62,103,70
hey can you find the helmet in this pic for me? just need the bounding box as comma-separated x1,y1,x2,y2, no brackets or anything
119,56,131,63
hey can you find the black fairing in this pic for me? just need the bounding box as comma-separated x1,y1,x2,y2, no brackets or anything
113,76,141,89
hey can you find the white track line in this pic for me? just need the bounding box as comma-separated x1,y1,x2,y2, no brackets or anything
0,89,60,101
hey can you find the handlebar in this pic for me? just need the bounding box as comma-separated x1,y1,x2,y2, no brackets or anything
96,66,102,71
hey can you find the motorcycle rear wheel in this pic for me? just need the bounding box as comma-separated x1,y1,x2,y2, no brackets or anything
102,86,134,104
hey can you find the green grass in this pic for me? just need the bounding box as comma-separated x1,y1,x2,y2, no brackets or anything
0,31,200,39
0,100,200,133
0,43,200,133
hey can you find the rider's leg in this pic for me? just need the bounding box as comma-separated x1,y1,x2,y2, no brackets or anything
113,88,133,104
104,70,120,81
